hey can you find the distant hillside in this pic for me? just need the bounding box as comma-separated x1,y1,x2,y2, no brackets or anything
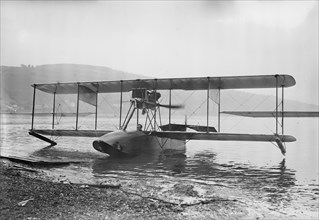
1,64,318,113
1,64,143,112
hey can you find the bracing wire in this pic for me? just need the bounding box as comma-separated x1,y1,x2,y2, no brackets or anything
99,94,121,129
170,90,196,118
227,93,273,132
163,90,198,125
222,93,257,124
188,99,207,120
100,94,119,117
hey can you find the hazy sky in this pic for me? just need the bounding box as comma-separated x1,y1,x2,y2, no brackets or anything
1,1,318,104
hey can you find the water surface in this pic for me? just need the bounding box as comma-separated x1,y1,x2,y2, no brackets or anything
1,114,318,217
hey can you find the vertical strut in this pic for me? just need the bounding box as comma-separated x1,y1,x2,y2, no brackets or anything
119,80,123,129
52,91,56,129
122,102,135,130
136,107,139,126
154,79,157,130
31,84,36,130
282,86,284,135
76,83,80,130
122,101,133,128
218,88,221,132
275,75,278,134
169,88,172,126
95,84,99,130
207,77,210,133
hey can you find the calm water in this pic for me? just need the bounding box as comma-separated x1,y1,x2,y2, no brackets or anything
1,114,318,216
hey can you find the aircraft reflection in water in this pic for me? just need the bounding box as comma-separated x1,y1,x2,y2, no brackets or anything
92,150,296,202
92,152,187,176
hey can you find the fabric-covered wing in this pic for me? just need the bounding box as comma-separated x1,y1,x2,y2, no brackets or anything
222,111,319,118
148,131,296,142
33,74,296,94
32,129,112,137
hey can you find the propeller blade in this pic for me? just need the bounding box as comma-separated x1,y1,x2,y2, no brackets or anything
141,100,184,109
158,103,184,109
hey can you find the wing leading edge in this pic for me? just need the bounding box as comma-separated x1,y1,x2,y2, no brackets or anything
33,74,296,94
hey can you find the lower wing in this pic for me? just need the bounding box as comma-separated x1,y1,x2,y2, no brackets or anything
30,129,112,137
222,111,319,118
149,131,296,142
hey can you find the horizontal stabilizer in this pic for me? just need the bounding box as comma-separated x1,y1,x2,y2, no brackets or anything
222,111,319,118
30,129,111,137
160,124,217,132
149,131,296,143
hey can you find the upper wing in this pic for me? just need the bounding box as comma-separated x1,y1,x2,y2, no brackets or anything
33,74,296,94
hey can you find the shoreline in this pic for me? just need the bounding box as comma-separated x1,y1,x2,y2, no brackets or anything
0,160,247,220
1,159,318,219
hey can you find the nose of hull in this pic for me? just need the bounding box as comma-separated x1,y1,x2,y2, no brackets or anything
93,140,128,157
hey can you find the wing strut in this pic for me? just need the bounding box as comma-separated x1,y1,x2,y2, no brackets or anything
282,85,284,135
76,83,80,130
276,75,279,134
276,75,286,154
218,87,221,132
52,91,56,129
169,88,172,126
154,79,158,130
95,84,99,130
206,77,210,133
31,84,37,130
119,80,123,129
275,75,286,136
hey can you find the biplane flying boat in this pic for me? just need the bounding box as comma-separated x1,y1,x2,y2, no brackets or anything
29,74,299,157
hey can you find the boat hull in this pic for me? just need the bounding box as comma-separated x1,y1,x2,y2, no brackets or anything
93,130,185,157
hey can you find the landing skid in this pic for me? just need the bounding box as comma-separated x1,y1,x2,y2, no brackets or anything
29,130,57,146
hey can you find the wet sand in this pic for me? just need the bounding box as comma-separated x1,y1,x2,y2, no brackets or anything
0,159,317,219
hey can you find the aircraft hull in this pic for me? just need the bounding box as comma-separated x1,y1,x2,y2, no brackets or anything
92,130,186,157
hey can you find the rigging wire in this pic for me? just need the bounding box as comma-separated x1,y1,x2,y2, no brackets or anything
54,95,75,128
99,94,121,129
222,92,257,124
188,99,207,120
227,93,274,132
55,104,62,125
100,94,119,117
164,90,197,124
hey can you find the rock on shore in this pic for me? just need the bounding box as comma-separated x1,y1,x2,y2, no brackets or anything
0,160,249,219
